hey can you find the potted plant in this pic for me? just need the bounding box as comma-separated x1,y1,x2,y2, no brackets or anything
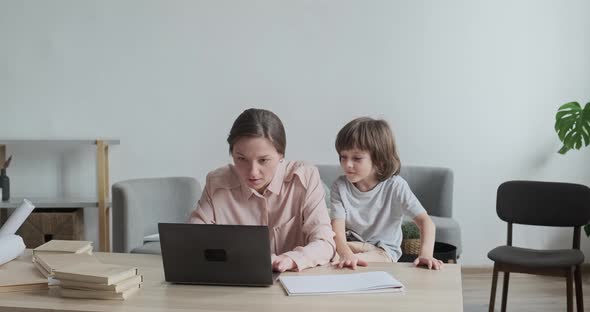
401,222,421,255
554,101,590,236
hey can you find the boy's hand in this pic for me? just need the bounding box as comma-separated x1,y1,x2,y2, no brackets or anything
413,255,443,270
272,254,297,272
331,252,368,269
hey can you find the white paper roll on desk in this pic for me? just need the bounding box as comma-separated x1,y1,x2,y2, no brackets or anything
0,199,35,237
0,234,25,265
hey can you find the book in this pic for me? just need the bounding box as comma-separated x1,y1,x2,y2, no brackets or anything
0,258,48,293
53,262,138,285
33,240,93,255
59,274,143,292
33,253,99,277
0,283,48,293
278,271,404,296
58,284,141,300
32,260,51,278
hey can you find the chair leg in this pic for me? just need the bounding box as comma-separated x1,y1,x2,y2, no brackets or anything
489,264,499,312
501,271,510,312
566,268,573,312
574,265,583,312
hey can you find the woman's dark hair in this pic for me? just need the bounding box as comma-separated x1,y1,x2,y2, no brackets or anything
227,108,286,155
335,117,401,181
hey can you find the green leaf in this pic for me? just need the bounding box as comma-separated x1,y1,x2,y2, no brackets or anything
555,102,590,152
560,101,582,110
402,222,420,239
584,224,590,237
558,145,570,154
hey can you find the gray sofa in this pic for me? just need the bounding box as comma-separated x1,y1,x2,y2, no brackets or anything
111,177,201,254
112,165,461,258
316,165,461,257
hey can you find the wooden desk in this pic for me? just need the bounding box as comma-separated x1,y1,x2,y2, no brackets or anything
0,252,463,312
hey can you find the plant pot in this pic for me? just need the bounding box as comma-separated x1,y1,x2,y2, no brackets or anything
401,238,421,255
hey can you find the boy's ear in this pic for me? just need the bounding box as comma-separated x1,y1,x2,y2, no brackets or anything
373,164,382,177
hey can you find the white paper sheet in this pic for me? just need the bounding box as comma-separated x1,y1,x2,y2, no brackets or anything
0,199,35,237
278,271,404,296
143,233,160,243
0,234,26,266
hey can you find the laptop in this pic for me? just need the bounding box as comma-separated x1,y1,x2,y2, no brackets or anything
158,223,278,286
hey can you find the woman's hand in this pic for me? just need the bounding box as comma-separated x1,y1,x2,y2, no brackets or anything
331,252,368,269
413,255,443,270
272,254,297,272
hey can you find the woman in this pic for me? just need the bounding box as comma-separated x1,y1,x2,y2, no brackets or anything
189,108,335,272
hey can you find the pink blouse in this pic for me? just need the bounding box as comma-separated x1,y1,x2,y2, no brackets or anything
189,160,336,271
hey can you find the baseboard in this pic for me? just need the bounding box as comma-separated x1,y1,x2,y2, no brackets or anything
461,266,492,274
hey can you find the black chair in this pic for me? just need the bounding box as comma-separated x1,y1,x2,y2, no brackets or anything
488,181,590,312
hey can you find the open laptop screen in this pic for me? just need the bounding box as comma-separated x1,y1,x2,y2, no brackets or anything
158,223,276,286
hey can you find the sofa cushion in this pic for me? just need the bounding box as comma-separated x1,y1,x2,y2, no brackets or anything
430,216,462,256
131,241,162,255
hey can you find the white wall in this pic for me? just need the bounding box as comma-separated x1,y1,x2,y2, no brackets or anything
1,0,589,266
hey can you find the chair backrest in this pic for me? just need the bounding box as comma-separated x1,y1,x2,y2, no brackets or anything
112,177,201,253
316,164,454,217
497,180,590,227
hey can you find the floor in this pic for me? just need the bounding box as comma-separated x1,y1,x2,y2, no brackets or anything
462,268,590,312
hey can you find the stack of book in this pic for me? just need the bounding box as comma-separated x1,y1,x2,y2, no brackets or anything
32,253,99,278
32,240,95,278
33,240,93,256
53,262,142,300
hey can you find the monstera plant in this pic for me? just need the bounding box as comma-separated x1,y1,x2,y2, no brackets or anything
554,101,590,236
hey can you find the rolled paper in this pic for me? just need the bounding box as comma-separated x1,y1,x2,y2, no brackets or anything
0,199,35,237
0,234,25,265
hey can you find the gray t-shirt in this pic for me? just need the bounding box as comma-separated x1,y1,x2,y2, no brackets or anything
329,175,426,261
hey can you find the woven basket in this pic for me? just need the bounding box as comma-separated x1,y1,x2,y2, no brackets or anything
401,238,421,255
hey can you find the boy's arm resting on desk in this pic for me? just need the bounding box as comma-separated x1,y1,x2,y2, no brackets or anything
331,219,353,256
330,219,367,269
327,179,367,269
282,167,336,272
413,212,443,270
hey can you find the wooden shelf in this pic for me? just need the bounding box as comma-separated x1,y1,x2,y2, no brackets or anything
0,198,102,209
0,139,120,145
0,139,117,252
